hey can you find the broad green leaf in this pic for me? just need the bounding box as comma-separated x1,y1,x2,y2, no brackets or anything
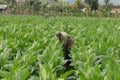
39,63,47,80
60,70,75,78
0,70,12,80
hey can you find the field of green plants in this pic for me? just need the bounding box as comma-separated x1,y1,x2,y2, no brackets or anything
0,14,120,80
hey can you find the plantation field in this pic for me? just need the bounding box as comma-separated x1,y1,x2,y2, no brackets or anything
0,15,120,80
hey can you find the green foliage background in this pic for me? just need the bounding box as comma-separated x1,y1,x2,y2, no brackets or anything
0,14,120,80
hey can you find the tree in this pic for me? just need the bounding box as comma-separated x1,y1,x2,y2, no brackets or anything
74,0,86,11
104,0,110,5
91,0,98,11
85,0,98,11
85,0,92,5
104,0,112,11
54,0,59,2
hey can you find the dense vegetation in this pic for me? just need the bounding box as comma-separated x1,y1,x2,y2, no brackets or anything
1,0,120,17
0,14,120,80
